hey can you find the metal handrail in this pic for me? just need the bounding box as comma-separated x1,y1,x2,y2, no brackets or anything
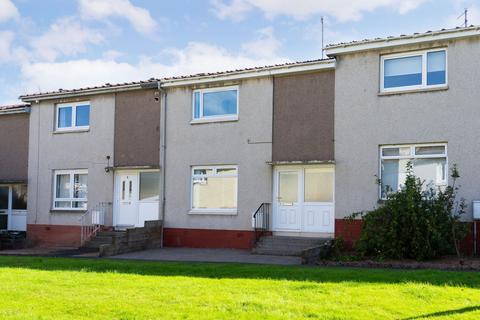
253,203,271,243
79,202,111,246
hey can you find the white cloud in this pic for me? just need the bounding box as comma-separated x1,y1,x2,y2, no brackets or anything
241,26,281,58
31,17,104,62
19,41,289,95
0,31,14,62
79,0,157,34
211,0,427,22
0,0,19,22
210,0,252,22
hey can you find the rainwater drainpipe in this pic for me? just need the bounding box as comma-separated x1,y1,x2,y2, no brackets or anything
158,82,167,248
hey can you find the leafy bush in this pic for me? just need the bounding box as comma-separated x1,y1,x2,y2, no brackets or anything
351,163,467,261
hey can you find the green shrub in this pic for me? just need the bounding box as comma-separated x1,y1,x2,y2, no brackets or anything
351,163,467,261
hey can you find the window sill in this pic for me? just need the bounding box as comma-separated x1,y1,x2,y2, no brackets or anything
50,209,87,213
190,116,238,125
188,209,238,216
378,85,448,96
53,128,90,134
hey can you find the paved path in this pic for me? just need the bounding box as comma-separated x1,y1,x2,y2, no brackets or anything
111,248,302,265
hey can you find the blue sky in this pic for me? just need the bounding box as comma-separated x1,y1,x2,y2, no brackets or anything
0,0,478,104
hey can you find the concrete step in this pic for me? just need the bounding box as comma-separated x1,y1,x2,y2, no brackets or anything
252,247,304,256
253,236,331,257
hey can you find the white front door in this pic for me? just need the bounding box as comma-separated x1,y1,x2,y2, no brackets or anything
116,173,138,228
274,170,301,230
114,170,160,229
273,166,335,234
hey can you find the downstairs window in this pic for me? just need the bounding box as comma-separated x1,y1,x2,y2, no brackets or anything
191,166,238,212
53,170,88,210
380,144,447,199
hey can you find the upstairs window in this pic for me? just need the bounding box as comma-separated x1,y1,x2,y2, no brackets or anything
379,144,447,199
192,86,238,122
381,49,446,92
56,101,90,131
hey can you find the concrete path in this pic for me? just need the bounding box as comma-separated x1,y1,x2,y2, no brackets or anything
110,248,302,265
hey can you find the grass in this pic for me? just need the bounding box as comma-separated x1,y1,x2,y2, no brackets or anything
0,256,479,319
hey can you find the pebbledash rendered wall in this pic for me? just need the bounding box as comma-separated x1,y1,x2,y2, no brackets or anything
27,94,115,247
334,37,480,244
163,77,273,249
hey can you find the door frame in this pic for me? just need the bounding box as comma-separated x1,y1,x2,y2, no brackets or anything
272,165,335,233
113,169,160,229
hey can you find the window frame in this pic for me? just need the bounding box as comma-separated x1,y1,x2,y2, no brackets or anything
52,169,88,211
55,101,91,132
380,49,448,93
378,143,448,200
190,165,238,214
191,86,239,123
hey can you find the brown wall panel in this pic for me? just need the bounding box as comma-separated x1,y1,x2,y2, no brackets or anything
114,89,160,167
0,113,29,182
273,70,335,161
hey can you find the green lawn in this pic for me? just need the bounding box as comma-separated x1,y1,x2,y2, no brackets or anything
0,257,479,319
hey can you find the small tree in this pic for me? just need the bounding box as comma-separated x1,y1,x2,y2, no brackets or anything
351,163,467,261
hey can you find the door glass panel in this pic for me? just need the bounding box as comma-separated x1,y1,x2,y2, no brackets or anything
139,172,160,201
278,172,298,203
304,169,334,202
0,187,8,210
12,185,27,210
129,181,133,200
122,181,126,200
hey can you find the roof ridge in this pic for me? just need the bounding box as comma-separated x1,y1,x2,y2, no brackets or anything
326,25,480,49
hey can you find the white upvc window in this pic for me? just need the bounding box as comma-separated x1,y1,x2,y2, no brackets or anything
192,86,239,123
379,143,447,199
55,101,90,132
380,49,447,93
190,165,238,214
53,169,88,210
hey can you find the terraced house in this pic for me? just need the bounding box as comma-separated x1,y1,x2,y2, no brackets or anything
1,26,478,255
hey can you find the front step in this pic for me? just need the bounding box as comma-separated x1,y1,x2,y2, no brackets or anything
81,220,163,256
84,231,127,249
252,236,331,256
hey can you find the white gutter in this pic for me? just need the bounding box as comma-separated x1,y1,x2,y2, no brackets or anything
20,82,157,102
326,27,480,56
160,60,335,87
0,106,31,115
